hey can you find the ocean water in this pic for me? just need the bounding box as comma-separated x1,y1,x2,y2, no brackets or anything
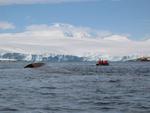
0,62,150,113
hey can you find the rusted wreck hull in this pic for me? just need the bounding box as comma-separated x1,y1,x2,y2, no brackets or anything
24,63,45,68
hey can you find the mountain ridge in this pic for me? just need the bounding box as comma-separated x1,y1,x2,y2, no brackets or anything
0,23,150,59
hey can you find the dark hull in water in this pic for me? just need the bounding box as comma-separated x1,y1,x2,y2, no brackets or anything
24,63,45,68
96,63,109,66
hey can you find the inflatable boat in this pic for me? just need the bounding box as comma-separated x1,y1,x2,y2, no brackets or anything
96,59,109,66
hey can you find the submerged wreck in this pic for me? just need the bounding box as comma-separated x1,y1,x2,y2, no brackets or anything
24,63,45,68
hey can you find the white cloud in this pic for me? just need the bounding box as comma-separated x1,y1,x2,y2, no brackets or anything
0,0,95,5
103,35,130,42
26,24,51,31
0,23,149,57
0,21,15,30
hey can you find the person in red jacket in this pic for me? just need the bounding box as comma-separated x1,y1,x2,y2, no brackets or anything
103,60,108,65
98,59,102,64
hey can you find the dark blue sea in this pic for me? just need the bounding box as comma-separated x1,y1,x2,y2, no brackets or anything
0,62,150,113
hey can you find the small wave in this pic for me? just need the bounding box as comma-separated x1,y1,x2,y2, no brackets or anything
0,107,18,111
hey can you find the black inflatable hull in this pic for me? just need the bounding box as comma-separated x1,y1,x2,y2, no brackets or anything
96,63,109,66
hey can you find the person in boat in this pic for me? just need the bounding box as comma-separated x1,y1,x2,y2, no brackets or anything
96,59,102,65
103,60,108,65
98,59,102,64
96,59,109,66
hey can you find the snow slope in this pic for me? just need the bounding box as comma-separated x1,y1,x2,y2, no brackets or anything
0,23,149,61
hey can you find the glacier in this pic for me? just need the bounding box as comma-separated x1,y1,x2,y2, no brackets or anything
0,51,140,62
0,52,85,62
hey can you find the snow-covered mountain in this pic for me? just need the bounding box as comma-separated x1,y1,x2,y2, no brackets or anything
0,23,149,61
0,51,140,62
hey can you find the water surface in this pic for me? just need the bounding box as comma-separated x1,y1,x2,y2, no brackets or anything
0,62,150,113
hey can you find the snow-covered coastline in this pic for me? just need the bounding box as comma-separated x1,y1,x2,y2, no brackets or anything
0,51,143,62
0,23,149,62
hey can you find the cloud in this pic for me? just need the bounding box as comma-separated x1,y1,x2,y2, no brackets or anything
0,0,95,5
0,21,15,30
0,23,149,57
25,23,98,38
